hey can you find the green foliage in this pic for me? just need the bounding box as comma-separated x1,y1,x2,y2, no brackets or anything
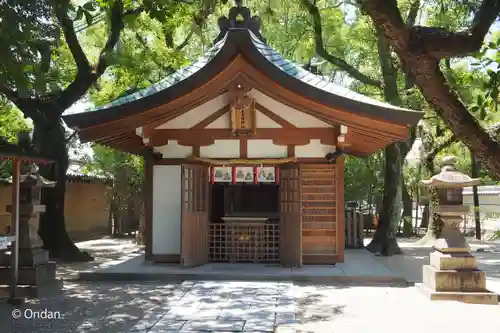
82,144,143,185
0,98,31,178
0,0,60,97
90,13,192,105
344,153,383,203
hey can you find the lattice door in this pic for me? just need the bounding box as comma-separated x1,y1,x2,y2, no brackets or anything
181,165,209,267
279,164,302,267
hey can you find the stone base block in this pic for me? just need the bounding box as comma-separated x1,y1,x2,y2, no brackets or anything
0,279,63,299
0,262,56,285
423,265,486,292
0,248,49,266
429,251,477,270
416,283,498,305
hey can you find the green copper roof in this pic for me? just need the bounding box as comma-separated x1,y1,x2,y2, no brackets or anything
248,31,409,113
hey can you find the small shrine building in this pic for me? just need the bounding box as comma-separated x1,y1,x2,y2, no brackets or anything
63,3,423,267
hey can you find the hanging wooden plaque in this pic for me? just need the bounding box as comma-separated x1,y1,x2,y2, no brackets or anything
229,81,256,136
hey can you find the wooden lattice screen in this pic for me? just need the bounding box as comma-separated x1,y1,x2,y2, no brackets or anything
300,165,337,264
208,223,279,262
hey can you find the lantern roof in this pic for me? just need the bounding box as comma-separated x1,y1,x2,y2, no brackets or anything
420,156,481,188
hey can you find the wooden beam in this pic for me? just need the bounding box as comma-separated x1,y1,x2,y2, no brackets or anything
151,128,337,147
154,157,330,165
255,103,296,129
193,145,200,157
191,105,230,129
240,139,248,158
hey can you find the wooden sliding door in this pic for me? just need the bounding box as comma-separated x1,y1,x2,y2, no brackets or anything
279,164,302,267
180,165,209,267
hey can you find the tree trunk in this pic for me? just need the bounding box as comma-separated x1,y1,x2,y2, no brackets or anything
366,143,403,255
420,204,430,229
366,27,405,255
416,144,442,245
33,117,92,262
470,151,481,240
402,182,413,218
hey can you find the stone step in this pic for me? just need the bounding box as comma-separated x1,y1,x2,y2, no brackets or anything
416,283,499,305
429,251,477,270
0,285,40,298
0,262,56,285
0,279,63,299
423,265,486,292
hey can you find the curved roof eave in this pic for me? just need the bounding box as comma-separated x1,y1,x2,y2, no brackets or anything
63,29,423,130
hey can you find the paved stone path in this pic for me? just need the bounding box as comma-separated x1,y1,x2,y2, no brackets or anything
0,281,295,333
130,281,295,332
2,279,500,333
2,238,500,333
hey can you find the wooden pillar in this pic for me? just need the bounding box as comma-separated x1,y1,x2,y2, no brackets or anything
144,156,154,260
336,156,345,262
8,159,20,303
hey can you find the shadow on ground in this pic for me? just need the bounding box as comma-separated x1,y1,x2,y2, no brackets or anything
56,238,143,280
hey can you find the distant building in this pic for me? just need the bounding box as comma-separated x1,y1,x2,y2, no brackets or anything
463,185,500,218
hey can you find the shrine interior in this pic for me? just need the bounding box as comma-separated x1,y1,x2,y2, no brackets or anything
209,182,280,263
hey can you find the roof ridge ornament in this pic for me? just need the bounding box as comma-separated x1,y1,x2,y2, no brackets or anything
213,0,266,45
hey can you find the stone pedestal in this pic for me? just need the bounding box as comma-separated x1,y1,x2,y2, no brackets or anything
420,213,498,304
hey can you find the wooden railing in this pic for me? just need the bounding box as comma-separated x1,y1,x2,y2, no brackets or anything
208,223,280,263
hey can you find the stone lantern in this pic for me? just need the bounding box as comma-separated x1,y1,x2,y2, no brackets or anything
419,156,498,304
1,164,58,295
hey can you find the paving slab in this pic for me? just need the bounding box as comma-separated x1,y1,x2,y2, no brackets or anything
182,319,246,332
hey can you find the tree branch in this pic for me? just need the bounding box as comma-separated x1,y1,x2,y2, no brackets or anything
409,0,499,58
54,1,91,73
404,0,420,89
0,85,20,102
302,0,382,87
95,2,125,78
423,134,458,169
415,0,500,59
58,0,125,112
175,30,194,51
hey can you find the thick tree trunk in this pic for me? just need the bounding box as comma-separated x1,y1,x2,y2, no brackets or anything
33,118,92,262
366,143,403,255
470,151,481,240
366,27,405,255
